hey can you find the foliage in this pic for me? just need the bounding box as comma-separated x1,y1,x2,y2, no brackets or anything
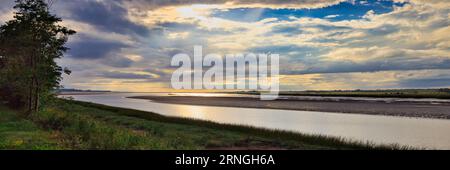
0,0,75,113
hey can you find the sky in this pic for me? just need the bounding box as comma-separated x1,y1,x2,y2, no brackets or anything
0,0,449,92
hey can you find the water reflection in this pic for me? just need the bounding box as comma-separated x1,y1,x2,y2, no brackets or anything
177,105,207,119
63,93,450,149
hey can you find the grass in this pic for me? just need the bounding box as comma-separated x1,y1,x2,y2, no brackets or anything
0,99,412,150
0,106,60,150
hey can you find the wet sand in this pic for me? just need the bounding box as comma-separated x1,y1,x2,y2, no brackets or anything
129,96,450,119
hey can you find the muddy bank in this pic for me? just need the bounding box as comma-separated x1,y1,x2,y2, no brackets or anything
129,96,450,119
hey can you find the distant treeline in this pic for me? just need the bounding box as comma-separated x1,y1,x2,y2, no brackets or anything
55,88,112,93
236,89,450,99
0,0,75,114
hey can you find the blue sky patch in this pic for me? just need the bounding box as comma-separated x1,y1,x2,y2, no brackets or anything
211,0,406,22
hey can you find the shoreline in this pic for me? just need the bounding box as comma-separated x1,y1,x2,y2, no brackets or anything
129,96,450,120
0,98,416,150
66,100,411,150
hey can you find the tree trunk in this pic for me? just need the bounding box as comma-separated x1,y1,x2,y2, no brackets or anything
34,82,39,112
28,83,33,114
28,51,37,115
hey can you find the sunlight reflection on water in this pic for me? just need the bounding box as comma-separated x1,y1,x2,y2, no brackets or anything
62,93,450,149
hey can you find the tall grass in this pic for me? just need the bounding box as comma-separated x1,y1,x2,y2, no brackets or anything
31,107,156,150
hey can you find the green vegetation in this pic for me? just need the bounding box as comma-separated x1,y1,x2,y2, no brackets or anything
0,0,75,113
0,99,411,150
0,105,60,149
237,89,450,99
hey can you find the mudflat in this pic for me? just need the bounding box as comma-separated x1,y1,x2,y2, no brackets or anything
129,96,450,119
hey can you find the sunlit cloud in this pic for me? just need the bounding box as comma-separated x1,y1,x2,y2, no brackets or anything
2,0,449,91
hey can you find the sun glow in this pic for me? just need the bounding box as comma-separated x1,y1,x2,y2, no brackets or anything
175,5,213,19
168,32,190,39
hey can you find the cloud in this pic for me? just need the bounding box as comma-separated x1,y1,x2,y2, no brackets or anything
102,55,135,68
268,25,305,36
399,78,450,88
280,69,450,90
99,71,152,79
125,0,345,10
66,33,141,68
68,34,129,60
4,0,448,91
324,14,340,19
62,0,149,36
293,58,450,75
285,1,450,75
0,1,15,24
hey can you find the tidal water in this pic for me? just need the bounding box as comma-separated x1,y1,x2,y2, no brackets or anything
62,93,450,149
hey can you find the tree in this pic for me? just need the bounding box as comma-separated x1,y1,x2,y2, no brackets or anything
0,0,75,114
